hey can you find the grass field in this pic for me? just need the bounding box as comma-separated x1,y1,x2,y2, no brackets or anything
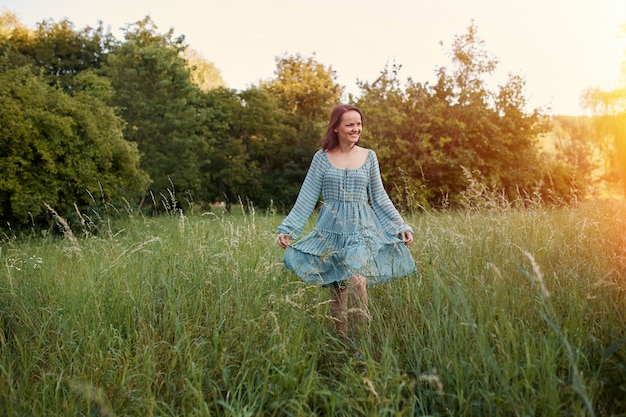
1,200,625,416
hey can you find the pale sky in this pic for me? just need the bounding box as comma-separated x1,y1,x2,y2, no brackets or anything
2,0,625,115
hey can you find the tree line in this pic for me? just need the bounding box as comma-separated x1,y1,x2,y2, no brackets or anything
0,11,620,229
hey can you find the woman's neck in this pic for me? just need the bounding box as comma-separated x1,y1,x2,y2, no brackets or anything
336,143,357,154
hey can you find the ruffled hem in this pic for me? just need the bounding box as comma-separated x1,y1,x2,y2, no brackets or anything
283,236,417,285
282,201,417,285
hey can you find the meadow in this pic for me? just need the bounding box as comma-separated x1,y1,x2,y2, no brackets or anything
1,199,625,416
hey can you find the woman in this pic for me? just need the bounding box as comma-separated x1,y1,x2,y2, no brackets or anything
277,104,416,336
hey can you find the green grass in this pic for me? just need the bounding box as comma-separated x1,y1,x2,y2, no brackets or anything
1,201,625,416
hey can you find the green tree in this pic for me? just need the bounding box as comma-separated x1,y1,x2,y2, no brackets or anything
262,53,343,209
194,86,295,211
432,23,546,202
196,87,258,210
0,66,148,227
358,22,550,209
0,11,33,69
550,116,602,191
264,53,342,120
103,17,208,208
356,64,436,210
491,73,547,196
233,87,295,208
0,14,112,92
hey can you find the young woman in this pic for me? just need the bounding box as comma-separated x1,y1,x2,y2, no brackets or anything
277,104,416,336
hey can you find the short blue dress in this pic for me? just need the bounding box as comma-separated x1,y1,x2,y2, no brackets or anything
277,149,417,286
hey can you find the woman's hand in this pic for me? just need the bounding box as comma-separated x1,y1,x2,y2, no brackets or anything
400,231,413,245
277,233,291,249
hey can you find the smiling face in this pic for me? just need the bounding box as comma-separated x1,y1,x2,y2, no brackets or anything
334,110,362,148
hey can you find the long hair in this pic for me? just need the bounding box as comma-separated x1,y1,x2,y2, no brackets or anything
321,104,363,151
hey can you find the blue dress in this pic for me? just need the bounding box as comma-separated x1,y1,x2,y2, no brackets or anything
277,149,417,286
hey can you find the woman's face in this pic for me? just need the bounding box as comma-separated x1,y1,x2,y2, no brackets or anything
334,110,362,147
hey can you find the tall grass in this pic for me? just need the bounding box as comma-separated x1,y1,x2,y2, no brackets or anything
1,200,625,416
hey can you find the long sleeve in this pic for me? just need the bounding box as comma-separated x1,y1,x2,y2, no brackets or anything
367,151,413,235
276,151,325,239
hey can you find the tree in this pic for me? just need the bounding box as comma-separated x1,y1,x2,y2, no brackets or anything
262,53,343,209
233,87,296,208
195,87,259,210
195,86,296,211
356,64,434,210
184,47,225,92
357,22,550,210
581,21,626,197
491,73,547,195
103,17,209,208
264,53,342,120
0,11,25,37
0,14,112,92
582,82,626,197
0,66,148,227
433,22,547,201
550,116,602,189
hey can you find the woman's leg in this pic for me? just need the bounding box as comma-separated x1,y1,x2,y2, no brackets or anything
347,275,369,331
329,286,348,335
329,276,369,336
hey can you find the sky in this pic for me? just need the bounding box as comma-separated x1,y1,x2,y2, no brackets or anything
2,0,625,115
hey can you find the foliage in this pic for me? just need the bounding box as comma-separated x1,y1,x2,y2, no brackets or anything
264,52,343,122
357,22,554,211
581,24,626,197
0,11,21,36
0,201,625,415
0,15,113,92
544,116,604,199
0,11,614,221
0,12,149,228
549,117,599,179
195,87,263,210
260,53,344,209
582,88,626,196
184,47,225,92
103,17,211,207
0,65,148,227
225,87,297,208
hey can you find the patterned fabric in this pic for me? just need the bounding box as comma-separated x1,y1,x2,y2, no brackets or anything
277,149,417,285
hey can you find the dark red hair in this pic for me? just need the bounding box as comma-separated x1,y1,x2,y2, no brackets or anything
321,104,363,151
